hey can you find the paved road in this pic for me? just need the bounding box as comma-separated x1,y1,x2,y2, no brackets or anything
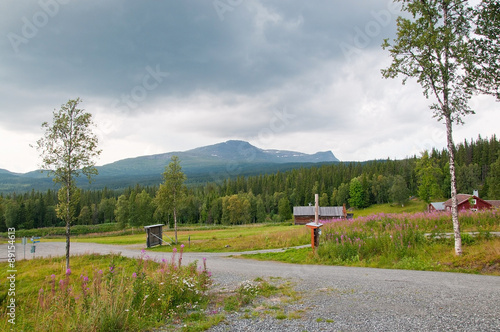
2,242,500,331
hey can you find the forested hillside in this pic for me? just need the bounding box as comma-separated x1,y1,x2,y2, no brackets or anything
1,136,498,232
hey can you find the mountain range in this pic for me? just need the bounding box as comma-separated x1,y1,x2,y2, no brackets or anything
0,140,339,193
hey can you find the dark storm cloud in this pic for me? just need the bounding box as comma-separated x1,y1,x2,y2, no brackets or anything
9,0,495,173
1,0,399,101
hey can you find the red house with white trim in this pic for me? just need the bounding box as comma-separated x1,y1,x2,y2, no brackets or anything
430,194,493,212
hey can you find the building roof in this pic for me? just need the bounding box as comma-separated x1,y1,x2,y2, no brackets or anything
443,194,493,208
486,200,500,208
144,224,164,229
429,202,446,211
293,206,344,217
443,194,475,207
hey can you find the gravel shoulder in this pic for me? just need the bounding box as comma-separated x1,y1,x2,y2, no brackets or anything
2,241,500,331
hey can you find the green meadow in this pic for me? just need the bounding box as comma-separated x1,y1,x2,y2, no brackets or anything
1,205,499,331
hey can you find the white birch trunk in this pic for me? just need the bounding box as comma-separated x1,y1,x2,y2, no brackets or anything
443,3,462,256
174,206,178,245
66,184,71,269
445,117,462,255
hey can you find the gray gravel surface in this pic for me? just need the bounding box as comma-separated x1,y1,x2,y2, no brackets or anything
2,241,500,331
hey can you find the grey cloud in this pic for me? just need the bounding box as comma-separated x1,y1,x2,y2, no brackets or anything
1,0,398,102
5,0,459,173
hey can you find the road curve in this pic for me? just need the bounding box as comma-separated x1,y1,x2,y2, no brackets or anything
2,242,500,331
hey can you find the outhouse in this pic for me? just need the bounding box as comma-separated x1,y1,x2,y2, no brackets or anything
144,224,164,248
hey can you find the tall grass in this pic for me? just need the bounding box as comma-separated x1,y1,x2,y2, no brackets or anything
318,209,499,266
1,247,212,331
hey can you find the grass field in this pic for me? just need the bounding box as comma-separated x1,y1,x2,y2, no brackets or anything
75,223,310,253
244,209,500,275
0,252,214,331
2,203,499,331
348,199,429,217
0,253,295,331
4,200,499,276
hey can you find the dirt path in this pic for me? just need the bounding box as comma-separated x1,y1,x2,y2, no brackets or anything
2,242,500,331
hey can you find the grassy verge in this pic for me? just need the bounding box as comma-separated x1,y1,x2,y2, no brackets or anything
244,238,500,275
243,209,500,275
0,252,301,331
207,277,301,324
0,251,213,331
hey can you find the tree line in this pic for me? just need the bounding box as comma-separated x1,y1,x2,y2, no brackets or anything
1,135,499,232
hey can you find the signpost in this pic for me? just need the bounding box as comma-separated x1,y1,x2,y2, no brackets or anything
22,237,27,260
305,194,323,252
30,237,40,258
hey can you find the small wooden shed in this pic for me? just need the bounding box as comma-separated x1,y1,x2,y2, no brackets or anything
144,224,164,248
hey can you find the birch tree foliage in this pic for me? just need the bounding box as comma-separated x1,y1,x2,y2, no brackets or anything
466,0,500,99
381,0,498,255
155,155,186,244
381,0,475,123
35,98,101,268
36,98,101,184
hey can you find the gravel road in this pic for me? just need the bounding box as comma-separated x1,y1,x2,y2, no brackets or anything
2,241,500,331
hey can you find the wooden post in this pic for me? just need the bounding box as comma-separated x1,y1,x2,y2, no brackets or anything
315,193,319,225
305,194,323,253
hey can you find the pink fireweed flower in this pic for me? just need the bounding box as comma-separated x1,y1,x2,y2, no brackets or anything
173,248,177,253
66,268,71,276
51,274,56,280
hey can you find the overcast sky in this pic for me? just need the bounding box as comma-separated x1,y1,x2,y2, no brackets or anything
1,0,498,173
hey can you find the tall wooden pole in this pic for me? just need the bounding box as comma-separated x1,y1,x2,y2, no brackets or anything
314,193,319,225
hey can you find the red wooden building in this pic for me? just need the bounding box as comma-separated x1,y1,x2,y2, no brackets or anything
429,194,494,212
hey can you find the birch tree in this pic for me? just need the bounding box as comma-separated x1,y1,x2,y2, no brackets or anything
155,155,186,244
382,0,499,255
35,98,101,268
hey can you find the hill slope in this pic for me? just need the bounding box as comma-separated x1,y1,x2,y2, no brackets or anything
0,140,338,192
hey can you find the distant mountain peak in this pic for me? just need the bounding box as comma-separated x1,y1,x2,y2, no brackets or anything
188,140,338,163
0,140,339,193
